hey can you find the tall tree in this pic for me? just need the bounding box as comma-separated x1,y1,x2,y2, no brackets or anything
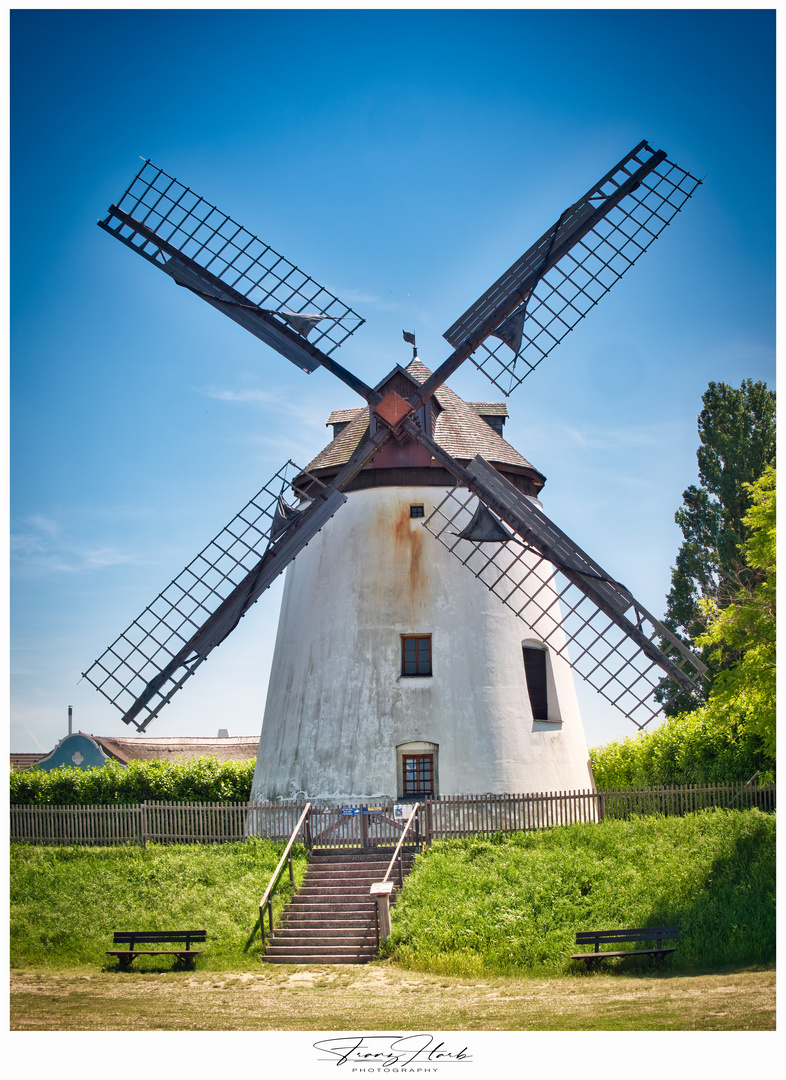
659,379,775,715
696,466,776,767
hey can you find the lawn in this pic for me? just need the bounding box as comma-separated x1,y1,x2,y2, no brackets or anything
10,809,775,980
10,963,776,1031
383,809,776,975
10,837,308,970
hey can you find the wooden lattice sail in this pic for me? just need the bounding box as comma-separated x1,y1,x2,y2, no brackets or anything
86,142,704,780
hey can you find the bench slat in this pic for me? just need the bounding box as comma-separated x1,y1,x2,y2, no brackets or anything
107,950,205,956
113,931,207,945
575,927,679,944
572,947,677,961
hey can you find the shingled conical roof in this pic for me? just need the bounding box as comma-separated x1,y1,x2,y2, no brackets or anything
304,358,546,495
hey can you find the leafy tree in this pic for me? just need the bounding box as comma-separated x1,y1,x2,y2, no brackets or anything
695,466,775,763
660,379,775,714
595,467,776,786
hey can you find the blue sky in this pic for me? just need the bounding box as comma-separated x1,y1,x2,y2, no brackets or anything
10,9,775,754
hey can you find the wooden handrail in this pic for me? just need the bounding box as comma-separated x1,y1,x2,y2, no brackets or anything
259,802,311,942
370,804,422,948
381,802,421,885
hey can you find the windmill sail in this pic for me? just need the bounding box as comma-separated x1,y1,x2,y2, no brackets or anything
98,160,365,375
86,142,704,741
440,141,702,396
82,461,346,731
421,453,706,730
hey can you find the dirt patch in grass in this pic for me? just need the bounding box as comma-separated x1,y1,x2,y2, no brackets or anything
10,962,775,1032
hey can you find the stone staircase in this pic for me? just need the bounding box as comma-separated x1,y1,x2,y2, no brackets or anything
262,849,414,965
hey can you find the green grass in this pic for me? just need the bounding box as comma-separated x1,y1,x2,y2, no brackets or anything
10,839,308,970
381,809,775,976
10,810,775,979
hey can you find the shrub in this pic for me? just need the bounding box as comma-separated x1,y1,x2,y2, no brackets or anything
590,709,770,789
10,757,257,805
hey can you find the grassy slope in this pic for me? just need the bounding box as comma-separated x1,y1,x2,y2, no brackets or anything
10,810,775,976
10,839,308,971
382,809,775,976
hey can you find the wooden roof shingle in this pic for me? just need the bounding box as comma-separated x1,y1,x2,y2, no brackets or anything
305,359,543,484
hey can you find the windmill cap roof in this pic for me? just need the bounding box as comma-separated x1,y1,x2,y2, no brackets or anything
306,358,544,486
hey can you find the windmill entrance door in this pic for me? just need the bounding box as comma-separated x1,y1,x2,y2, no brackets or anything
309,803,419,853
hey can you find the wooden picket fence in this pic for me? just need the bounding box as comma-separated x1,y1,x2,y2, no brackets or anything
9,801,307,847
9,783,775,847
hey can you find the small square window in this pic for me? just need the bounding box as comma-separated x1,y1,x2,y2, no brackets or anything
410,505,425,518
401,635,432,676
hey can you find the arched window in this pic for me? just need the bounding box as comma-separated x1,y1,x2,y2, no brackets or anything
396,741,438,799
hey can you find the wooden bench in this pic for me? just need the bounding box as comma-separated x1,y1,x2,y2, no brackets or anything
107,930,207,969
572,927,679,969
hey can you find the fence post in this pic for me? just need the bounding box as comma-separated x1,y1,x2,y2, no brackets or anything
140,803,147,849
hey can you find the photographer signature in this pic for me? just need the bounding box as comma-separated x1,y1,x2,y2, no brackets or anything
313,1034,471,1068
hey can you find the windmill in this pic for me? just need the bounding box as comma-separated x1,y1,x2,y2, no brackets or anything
84,140,706,802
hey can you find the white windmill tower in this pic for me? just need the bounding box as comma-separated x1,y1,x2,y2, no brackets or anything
251,353,592,802
84,141,707,806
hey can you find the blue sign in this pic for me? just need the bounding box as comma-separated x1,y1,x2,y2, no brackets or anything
340,807,361,816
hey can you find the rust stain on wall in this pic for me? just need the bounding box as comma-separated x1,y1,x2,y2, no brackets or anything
393,503,426,616
362,499,429,618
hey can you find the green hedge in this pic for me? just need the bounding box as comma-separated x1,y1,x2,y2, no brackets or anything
10,757,256,805
590,710,771,789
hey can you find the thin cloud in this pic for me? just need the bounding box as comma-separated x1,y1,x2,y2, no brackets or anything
196,384,335,432
11,516,143,576
199,387,279,405
546,419,686,453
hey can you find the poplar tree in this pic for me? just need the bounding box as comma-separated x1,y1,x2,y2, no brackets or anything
658,379,775,715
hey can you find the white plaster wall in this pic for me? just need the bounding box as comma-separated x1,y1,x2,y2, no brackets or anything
250,486,595,802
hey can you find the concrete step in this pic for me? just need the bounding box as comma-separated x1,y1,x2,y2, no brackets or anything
304,869,404,880
282,914,374,926
304,867,397,878
308,850,414,858
304,869,409,878
263,954,373,965
270,930,376,944
265,944,376,957
283,904,378,914
273,902,376,914
309,854,415,863
296,887,382,898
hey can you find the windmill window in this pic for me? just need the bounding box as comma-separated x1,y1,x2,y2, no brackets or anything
402,754,434,797
522,645,549,721
397,741,438,799
410,505,425,518
401,635,432,676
